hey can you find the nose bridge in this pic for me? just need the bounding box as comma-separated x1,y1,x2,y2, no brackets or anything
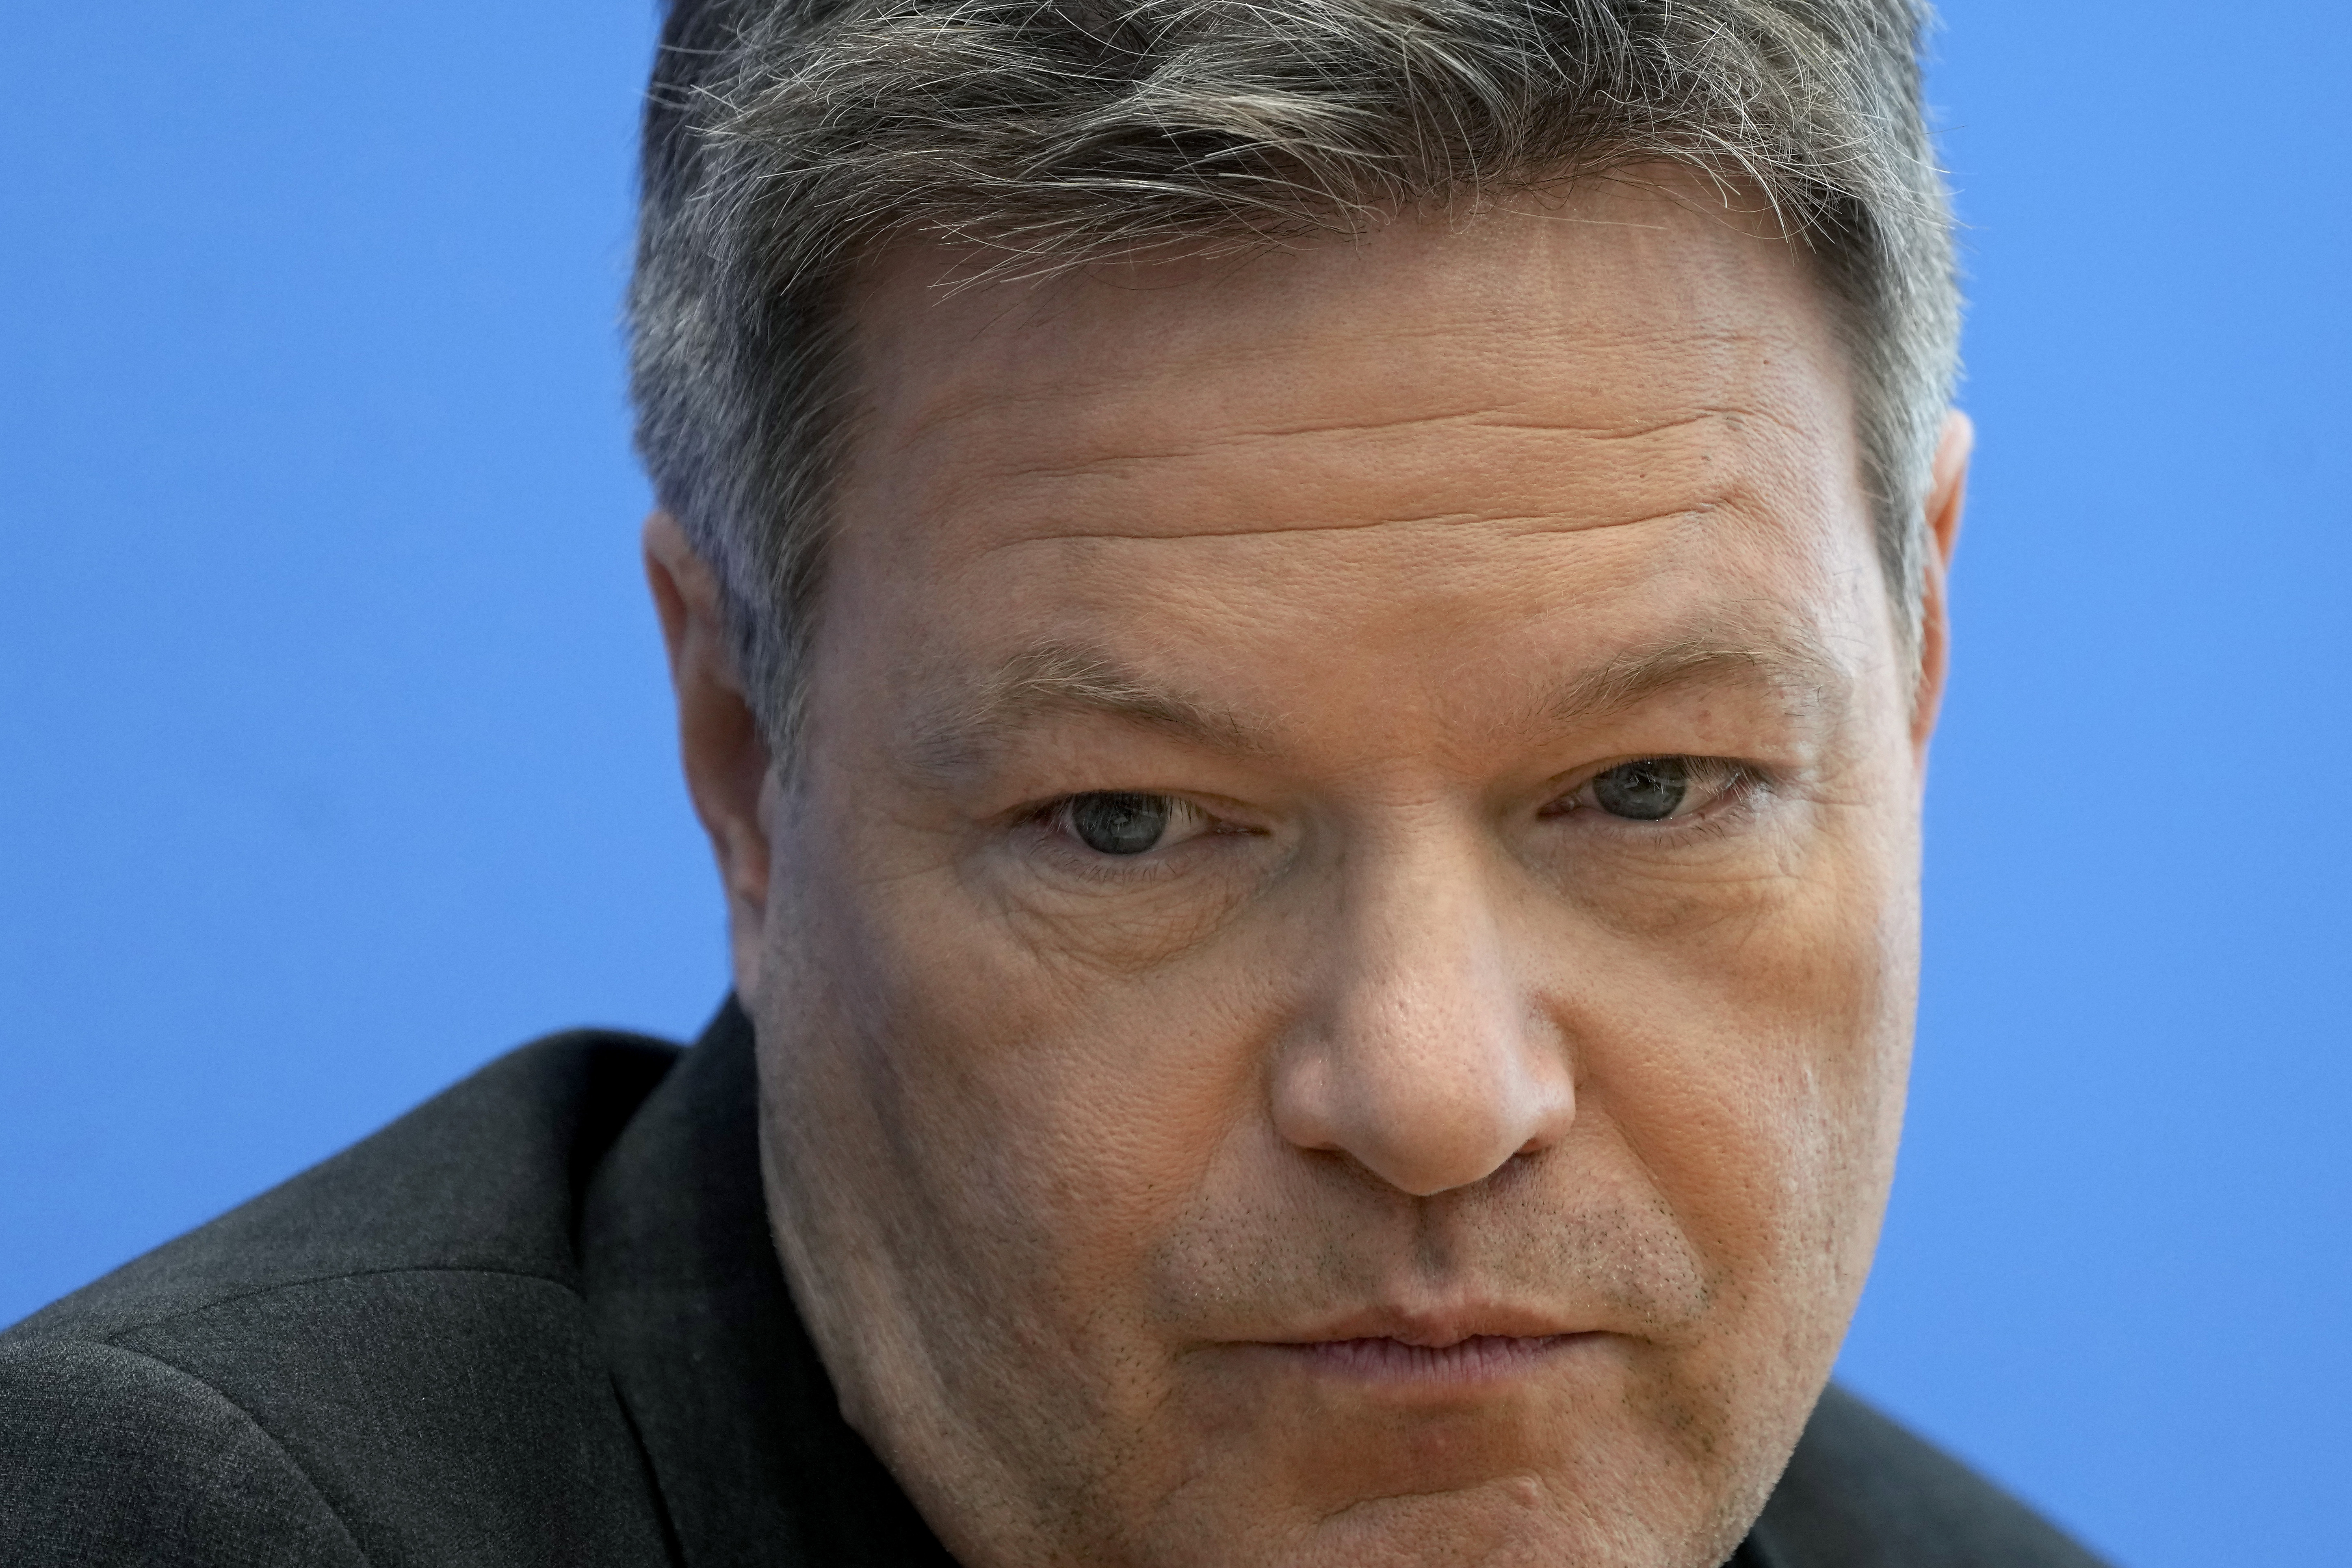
1271,812,1575,1197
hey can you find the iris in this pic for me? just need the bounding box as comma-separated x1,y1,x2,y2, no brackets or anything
1592,758,1689,821
1070,792,1171,855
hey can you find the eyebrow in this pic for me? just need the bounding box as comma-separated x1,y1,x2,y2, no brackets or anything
905,617,1851,780
904,641,1259,778
1540,618,1851,734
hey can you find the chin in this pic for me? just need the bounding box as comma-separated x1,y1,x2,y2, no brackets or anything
1063,1343,1796,1568
1123,1466,1763,1568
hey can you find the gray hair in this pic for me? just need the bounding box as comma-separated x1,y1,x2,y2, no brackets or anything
630,0,1960,751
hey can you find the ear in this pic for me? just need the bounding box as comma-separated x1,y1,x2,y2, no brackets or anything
1910,409,1973,758
643,511,775,992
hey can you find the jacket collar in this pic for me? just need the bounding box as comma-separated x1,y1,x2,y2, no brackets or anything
580,997,959,1568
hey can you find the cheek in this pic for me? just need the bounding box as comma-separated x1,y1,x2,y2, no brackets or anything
1558,788,1918,1330
752,824,1293,1543
764,809,1270,1346
985,851,1275,976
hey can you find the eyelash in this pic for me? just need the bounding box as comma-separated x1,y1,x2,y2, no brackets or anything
1543,757,1769,840
1017,796,1236,883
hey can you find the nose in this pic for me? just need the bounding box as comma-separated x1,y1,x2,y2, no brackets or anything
1269,836,1576,1197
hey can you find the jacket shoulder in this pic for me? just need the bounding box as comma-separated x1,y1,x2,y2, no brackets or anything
0,1338,367,1566
4,1030,678,1348
1753,1385,2111,1568
1,1030,687,1566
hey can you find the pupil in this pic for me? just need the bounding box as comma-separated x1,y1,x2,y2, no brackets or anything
1070,792,1170,855
1592,758,1688,821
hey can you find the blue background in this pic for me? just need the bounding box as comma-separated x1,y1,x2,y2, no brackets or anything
2,4,2344,1562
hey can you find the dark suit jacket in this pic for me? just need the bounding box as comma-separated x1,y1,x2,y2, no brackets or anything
0,1003,2110,1566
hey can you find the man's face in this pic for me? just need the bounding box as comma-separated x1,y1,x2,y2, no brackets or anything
674,177,1958,1568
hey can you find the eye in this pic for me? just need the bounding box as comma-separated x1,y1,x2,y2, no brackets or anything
1554,756,1751,823
1057,791,1195,855
1591,757,1691,820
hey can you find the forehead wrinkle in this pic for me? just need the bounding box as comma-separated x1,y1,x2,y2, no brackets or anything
864,279,1813,478
903,640,1268,781
883,394,1778,557
871,282,1788,434
972,503,1721,553
912,402,1773,492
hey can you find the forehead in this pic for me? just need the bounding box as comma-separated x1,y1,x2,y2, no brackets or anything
819,178,1886,738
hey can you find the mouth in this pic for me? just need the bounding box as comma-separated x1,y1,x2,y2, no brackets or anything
1237,1308,1601,1387
1254,1332,1590,1384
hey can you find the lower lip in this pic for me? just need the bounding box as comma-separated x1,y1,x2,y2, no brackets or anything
1252,1333,1590,1386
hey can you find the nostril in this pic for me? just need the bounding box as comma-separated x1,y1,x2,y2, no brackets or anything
1271,1020,1579,1191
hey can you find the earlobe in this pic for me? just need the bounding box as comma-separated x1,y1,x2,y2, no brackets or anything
643,512,776,989
1910,410,1973,752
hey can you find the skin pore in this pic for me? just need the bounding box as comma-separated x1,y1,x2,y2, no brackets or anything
648,174,1970,1568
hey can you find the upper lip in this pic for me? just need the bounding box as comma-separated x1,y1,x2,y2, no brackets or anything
1245,1304,1595,1349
